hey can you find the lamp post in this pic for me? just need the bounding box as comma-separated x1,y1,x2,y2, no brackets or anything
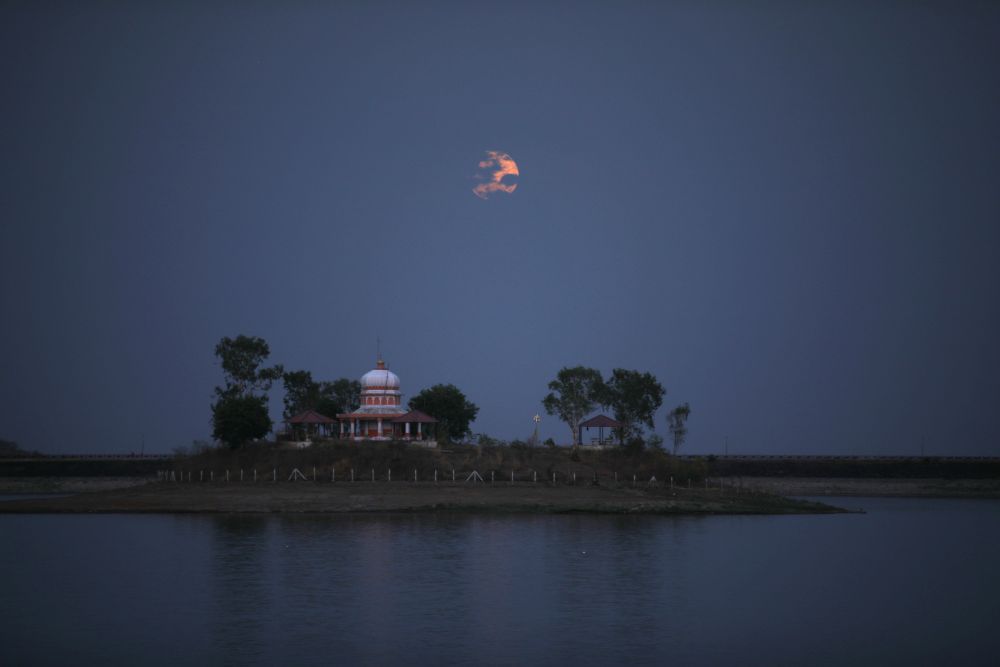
532,414,541,446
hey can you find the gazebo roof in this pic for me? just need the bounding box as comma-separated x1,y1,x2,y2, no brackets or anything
580,414,623,429
287,409,336,424
391,410,438,423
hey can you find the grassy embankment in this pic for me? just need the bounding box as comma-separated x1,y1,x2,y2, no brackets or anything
0,441,850,514
168,440,713,485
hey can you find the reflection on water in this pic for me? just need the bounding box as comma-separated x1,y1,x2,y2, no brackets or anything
2,500,1000,666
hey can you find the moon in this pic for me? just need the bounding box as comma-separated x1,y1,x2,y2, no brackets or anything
473,151,519,199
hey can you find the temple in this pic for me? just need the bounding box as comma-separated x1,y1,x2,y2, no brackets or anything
336,358,437,445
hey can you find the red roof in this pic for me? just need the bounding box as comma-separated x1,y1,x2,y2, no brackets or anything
580,414,623,428
287,410,336,424
391,410,438,423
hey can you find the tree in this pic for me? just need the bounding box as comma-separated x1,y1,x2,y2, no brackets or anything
542,366,605,446
319,378,361,416
211,334,283,449
409,384,479,442
211,394,272,448
667,403,691,455
604,368,665,441
0,439,40,457
282,373,361,420
282,370,320,418
214,335,284,397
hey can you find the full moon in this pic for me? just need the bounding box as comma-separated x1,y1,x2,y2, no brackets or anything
472,151,519,199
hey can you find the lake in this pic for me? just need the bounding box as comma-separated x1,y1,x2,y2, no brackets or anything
1,498,998,666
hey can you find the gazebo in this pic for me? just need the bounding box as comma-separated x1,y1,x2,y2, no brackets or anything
390,410,438,445
286,409,336,440
579,414,624,447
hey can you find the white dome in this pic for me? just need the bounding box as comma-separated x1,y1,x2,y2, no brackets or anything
361,361,400,390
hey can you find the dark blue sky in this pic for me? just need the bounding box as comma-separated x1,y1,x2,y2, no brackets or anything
2,1,998,455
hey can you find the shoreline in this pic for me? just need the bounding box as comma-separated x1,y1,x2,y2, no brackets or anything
0,481,847,516
737,477,1000,498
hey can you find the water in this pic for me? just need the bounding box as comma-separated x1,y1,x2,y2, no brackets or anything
1,498,998,666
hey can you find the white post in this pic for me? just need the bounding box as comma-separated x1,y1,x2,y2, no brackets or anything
670,476,673,489
254,469,257,482
388,468,391,482
405,422,411,436
371,468,374,482
491,471,495,484
200,470,203,482
434,469,437,482
241,469,244,482
332,468,336,482
273,468,276,482
210,471,214,482
511,471,514,483
573,473,576,484
225,470,229,482
452,469,455,482
414,468,417,482
553,472,556,484
633,474,636,486
351,468,354,482
377,418,383,438
534,471,537,483
313,467,316,482
418,423,422,437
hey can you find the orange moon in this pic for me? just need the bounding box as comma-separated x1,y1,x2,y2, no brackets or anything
473,151,519,199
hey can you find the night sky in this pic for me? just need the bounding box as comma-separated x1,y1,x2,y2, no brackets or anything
2,2,998,455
